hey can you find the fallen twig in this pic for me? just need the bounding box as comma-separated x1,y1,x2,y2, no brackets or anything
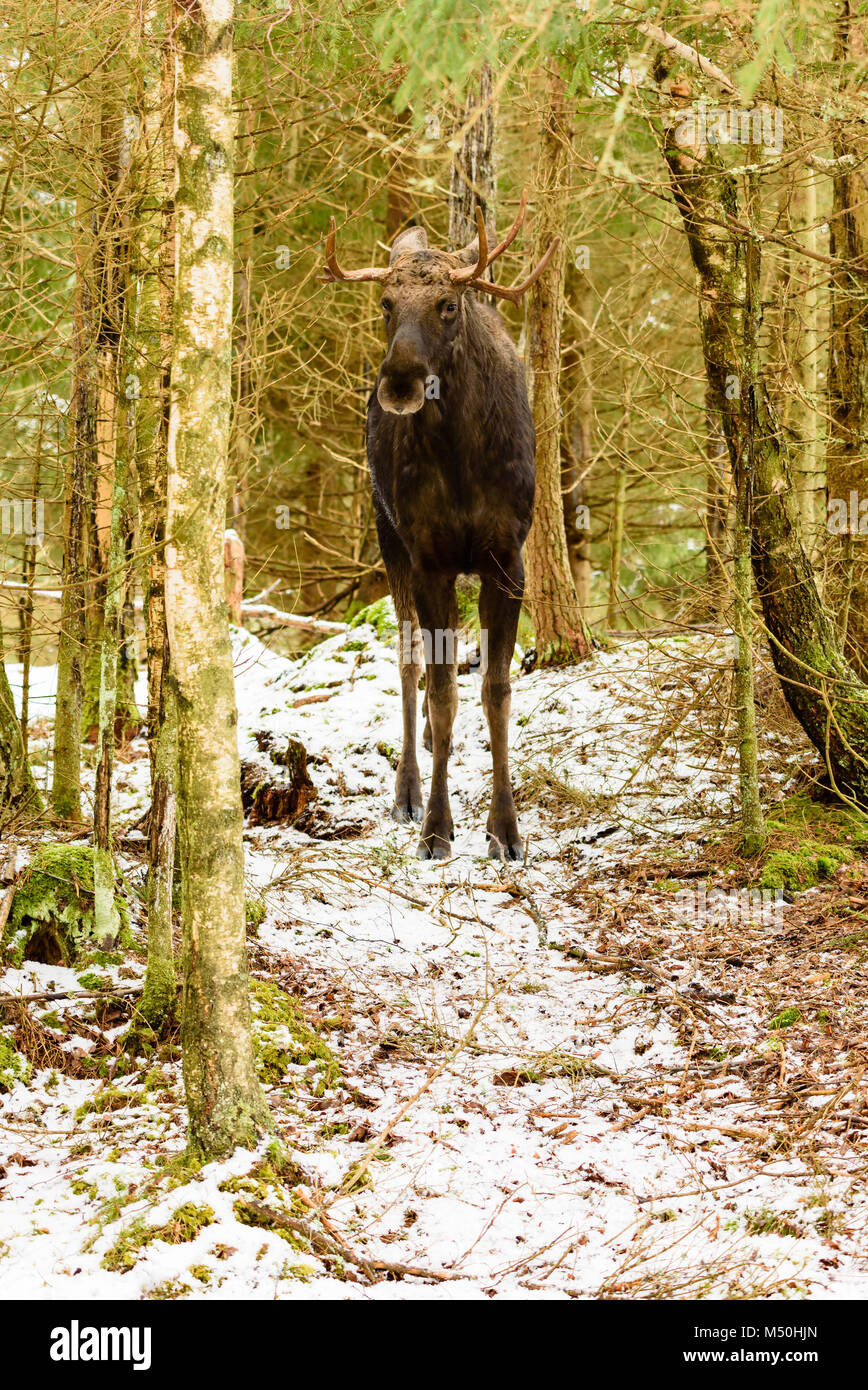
0,984,143,1008
235,1200,461,1283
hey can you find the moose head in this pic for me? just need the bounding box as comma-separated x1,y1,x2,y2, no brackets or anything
319,190,559,415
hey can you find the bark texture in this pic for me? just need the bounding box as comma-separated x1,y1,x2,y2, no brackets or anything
167,0,269,1156
827,5,868,671
0,619,42,828
52,99,95,822
524,68,591,664
663,114,868,804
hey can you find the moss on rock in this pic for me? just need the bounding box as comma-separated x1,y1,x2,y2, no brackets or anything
3,844,130,966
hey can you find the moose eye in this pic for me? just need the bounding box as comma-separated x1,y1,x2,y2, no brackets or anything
440,299,458,316
381,299,393,317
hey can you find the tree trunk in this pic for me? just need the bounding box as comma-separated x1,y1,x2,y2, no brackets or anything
524,67,591,665
562,269,594,613
136,4,178,1035
734,174,765,854
52,96,95,822
167,0,269,1157
81,68,141,748
705,385,728,596
18,404,44,758
607,374,630,630
663,107,868,805
0,618,42,828
448,62,496,251
780,165,823,561
827,4,868,672
92,69,136,947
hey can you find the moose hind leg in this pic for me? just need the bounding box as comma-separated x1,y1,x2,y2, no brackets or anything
413,575,458,859
479,569,523,861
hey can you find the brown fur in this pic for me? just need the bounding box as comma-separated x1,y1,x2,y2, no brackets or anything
365,234,536,860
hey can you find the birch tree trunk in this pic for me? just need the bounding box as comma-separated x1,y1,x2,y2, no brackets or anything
136,4,178,1033
167,0,269,1156
92,72,135,947
524,67,591,665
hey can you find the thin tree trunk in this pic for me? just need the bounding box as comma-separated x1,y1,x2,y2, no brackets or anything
607,375,630,629
663,104,868,805
780,165,823,561
524,67,591,665
563,269,594,613
167,0,269,1157
18,403,44,758
827,3,868,671
136,4,178,1033
52,97,96,823
705,385,728,596
734,172,765,854
0,617,42,827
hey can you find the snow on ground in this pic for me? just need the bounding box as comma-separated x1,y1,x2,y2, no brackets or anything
1,618,867,1299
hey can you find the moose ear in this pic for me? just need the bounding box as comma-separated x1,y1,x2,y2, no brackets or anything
452,235,480,269
389,225,428,264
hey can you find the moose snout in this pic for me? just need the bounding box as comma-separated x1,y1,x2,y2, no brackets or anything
377,333,428,415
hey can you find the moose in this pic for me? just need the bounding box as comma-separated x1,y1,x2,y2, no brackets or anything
321,193,557,861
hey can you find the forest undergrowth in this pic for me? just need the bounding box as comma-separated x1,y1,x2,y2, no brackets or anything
1,614,867,1299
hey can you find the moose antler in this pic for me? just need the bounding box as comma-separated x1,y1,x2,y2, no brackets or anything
449,189,559,302
449,206,489,284
463,236,561,303
318,216,391,284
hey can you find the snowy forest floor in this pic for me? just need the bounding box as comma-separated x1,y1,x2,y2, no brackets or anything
1,615,867,1300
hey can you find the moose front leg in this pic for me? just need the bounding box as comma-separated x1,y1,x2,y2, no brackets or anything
413,574,458,859
479,568,523,861
387,567,424,823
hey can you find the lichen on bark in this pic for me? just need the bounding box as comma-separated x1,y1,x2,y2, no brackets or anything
166,0,270,1158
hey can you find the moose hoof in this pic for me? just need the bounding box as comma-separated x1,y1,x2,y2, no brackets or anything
486,831,523,863
416,838,451,861
391,800,423,825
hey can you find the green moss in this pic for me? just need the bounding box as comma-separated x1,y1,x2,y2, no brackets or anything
760,843,851,893
251,980,341,1090
743,792,868,892
232,1197,308,1250
769,1007,802,1030
743,1208,804,1238
3,844,131,966
245,897,267,933
347,596,397,641
0,1035,29,1092
144,1278,192,1300
76,971,113,992
101,1202,215,1272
